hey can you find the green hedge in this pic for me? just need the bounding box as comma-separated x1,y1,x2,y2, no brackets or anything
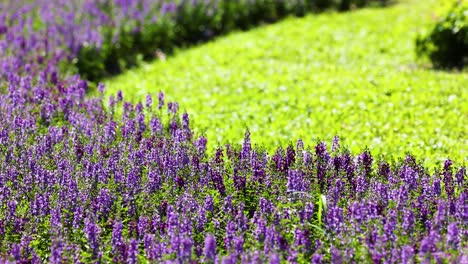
416,1,468,69
75,0,390,82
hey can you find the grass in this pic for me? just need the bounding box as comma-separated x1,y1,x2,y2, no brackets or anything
104,0,467,166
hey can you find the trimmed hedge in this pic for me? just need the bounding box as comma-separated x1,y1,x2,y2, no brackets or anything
75,0,390,82
416,1,468,69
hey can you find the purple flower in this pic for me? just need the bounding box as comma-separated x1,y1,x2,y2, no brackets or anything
167,102,178,114
117,90,123,102
402,208,415,235
332,136,340,152
287,169,308,193
443,159,454,197
241,130,252,162
149,117,163,134
315,142,330,190
111,221,124,257
401,245,414,264
195,136,208,154
359,150,373,177
331,246,342,264
294,227,311,252
158,92,164,109
419,232,437,255
446,222,459,249
233,236,244,256
433,179,441,196
180,237,193,261
455,167,465,186
84,218,101,259
49,239,64,264
204,234,216,261
127,238,138,264
269,253,280,264
312,253,323,264
97,82,105,94
145,94,152,109
326,206,344,234
286,145,296,168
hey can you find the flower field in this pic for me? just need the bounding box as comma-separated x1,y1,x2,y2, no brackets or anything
0,0,467,263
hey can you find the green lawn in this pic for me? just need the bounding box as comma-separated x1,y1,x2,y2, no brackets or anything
105,0,467,165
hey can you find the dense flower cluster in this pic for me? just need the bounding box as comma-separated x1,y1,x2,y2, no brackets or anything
0,114,467,262
0,0,466,263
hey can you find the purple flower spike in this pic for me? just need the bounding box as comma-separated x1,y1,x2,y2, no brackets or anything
97,83,105,94
204,234,216,261
158,92,164,109
269,253,280,264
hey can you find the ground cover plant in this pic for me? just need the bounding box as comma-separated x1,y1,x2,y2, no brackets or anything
105,0,468,165
0,0,467,263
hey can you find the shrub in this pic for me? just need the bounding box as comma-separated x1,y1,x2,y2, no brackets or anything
72,0,389,82
416,1,468,69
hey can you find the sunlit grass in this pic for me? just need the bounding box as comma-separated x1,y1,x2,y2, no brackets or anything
105,0,467,166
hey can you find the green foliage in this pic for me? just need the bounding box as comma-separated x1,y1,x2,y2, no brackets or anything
105,0,468,165
416,0,468,69
75,0,388,82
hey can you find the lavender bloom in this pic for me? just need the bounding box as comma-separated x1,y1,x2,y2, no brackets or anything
149,116,163,134
145,94,152,109
144,234,155,260
446,222,459,249
269,253,281,264
443,159,454,197
433,179,441,197
254,218,267,242
287,169,308,193
224,220,237,250
331,246,343,264
167,102,178,114
359,150,373,177
204,196,214,212
419,232,437,256
326,206,344,234
303,151,312,165
0,4,465,258
49,239,64,264
84,218,101,259
158,92,164,109
111,221,124,257
315,142,330,190
195,136,208,155
402,208,415,235
241,130,252,162
97,83,105,94
127,239,138,264
312,254,323,264
332,135,340,152
299,202,314,223
286,145,296,168
204,234,216,261
137,216,149,238
455,167,466,186
401,245,414,264
182,112,190,130
180,237,193,261
434,199,447,231
117,90,123,102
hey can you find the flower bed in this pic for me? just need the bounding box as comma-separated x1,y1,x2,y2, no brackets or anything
0,0,466,263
